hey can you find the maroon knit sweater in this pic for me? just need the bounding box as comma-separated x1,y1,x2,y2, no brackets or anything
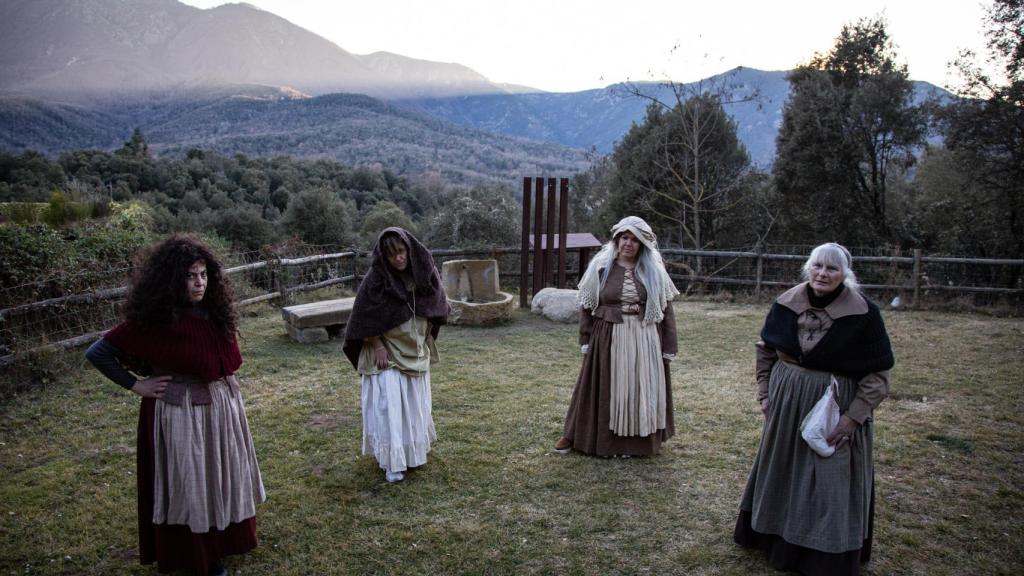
104,311,242,382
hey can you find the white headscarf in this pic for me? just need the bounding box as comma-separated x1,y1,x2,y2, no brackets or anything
577,216,679,324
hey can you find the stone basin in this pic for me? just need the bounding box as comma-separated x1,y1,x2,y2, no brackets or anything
441,259,514,325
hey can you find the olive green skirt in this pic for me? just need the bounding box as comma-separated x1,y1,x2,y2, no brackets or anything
738,360,874,554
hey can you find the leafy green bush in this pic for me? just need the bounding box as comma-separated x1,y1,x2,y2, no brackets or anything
215,204,280,251
0,201,155,306
282,187,356,248
424,185,520,248
0,224,70,297
360,200,416,245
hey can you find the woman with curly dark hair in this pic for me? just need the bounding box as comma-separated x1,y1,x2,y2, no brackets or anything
86,234,265,576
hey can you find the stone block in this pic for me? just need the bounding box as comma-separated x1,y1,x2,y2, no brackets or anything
281,297,355,329
286,323,329,343
442,259,500,302
531,287,579,323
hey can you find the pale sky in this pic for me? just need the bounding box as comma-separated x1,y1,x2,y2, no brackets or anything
180,0,994,93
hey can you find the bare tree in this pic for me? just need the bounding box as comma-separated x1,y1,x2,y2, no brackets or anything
606,70,762,274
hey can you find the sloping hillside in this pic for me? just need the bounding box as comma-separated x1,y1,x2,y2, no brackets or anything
0,89,590,183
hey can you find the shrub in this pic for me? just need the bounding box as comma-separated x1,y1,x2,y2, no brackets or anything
215,205,280,251
424,185,520,248
282,187,356,248
360,200,416,245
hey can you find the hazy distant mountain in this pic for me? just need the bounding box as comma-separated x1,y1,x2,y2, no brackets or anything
395,68,790,166
356,52,526,98
0,89,590,183
0,1,953,173
0,0,514,100
403,68,951,166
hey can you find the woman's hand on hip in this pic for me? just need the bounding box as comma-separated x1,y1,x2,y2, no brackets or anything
131,375,171,398
826,415,859,447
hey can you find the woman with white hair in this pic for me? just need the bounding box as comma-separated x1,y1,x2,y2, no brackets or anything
553,216,679,457
734,242,895,576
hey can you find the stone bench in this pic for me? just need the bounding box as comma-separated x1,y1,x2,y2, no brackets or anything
281,297,355,343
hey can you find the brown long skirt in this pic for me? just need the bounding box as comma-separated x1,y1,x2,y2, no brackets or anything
138,397,258,575
561,316,674,456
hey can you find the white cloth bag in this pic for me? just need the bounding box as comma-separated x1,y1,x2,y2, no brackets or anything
799,376,841,457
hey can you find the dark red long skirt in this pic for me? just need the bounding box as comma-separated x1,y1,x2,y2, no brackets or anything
136,398,258,575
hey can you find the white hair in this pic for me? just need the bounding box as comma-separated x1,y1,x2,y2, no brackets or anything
801,242,860,292
577,230,679,324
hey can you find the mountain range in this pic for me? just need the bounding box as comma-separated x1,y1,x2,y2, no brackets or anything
0,0,952,177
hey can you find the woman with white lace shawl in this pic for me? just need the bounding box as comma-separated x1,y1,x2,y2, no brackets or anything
554,216,680,456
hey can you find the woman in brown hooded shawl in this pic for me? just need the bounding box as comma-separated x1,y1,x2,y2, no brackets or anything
343,228,450,482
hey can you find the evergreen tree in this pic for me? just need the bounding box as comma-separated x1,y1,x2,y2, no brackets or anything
281,187,355,247
116,128,149,159
359,200,416,244
773,17,925,245
424,185,519,248
941,0,1024,258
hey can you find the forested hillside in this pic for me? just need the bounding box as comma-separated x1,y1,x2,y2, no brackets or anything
0,89,590,184
0,132,525,255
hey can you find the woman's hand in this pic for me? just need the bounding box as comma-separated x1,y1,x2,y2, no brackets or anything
366,336,390,370
826,415,859,447
374,345,390,369
131,375,171,398
760,398,770,418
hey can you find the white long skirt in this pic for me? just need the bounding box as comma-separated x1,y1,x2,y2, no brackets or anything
361,368,436,473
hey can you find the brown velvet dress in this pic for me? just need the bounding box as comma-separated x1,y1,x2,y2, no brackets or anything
561,263,678,456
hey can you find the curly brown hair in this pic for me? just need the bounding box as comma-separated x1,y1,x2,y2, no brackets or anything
123,234,238,339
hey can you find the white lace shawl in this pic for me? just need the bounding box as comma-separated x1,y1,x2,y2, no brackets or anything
576,242,679,324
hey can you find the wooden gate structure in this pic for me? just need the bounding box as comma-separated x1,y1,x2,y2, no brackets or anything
518,177,601,307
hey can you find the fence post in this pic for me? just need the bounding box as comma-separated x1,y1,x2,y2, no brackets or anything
273,258,291,307
519,177,532,308
912,248,922,308
351,251,361,293
532,178,544,297
755,243,764,297
558,177,569,289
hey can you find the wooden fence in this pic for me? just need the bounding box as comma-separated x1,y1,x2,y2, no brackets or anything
1,246,1020,366
660,248,1024,301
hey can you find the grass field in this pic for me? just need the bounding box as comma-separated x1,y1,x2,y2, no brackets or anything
1,301,1022,575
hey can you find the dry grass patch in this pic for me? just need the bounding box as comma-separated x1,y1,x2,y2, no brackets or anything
0,301,1021,575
